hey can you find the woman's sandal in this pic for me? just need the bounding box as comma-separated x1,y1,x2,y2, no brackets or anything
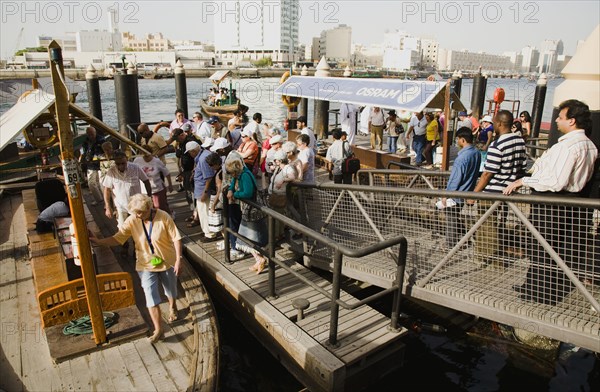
168,308,178,323
255,259,267,274
147,330,164,344
185,215,195,223
187,220,200,228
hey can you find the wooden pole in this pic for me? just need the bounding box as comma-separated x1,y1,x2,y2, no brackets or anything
48,41,107,345
442,79,451,171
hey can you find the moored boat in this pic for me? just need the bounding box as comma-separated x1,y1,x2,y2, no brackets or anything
200,98,249,121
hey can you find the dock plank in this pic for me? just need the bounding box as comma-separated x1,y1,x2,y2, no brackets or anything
133,338,180,391
100,345,137,391
118,342,158,392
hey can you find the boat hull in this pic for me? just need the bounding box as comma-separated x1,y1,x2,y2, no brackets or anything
200,99,248,121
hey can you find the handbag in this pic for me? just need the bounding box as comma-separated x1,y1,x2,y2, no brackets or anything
239,172,267,222
341,141,360,174
268,193,287,209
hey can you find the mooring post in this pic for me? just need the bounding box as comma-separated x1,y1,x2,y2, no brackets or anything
299,65,309,120
471,69,488,120
313,57,331,140
114,62,140,152
175,59,188,118
85,64,102,122
531,73,548,140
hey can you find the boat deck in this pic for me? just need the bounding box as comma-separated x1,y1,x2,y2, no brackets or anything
0,191,220,391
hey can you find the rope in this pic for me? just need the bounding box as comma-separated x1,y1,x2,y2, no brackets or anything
62,312,118,336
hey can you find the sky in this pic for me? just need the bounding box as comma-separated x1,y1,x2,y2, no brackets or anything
1,0,598,60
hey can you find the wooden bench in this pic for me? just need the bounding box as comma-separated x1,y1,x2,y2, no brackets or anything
23,189,136,328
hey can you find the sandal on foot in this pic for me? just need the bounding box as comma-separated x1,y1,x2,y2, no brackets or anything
249,262,259,272
256,259,267,274
168,309,178,323
148,330,164,343
185,216,195,223
187,220,200,228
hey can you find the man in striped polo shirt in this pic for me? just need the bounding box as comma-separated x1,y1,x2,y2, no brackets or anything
471,110,527,264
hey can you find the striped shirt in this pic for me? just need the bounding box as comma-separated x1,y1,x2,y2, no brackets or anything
483,133,527,193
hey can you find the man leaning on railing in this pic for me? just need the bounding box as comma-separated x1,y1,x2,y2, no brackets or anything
503,99,598,305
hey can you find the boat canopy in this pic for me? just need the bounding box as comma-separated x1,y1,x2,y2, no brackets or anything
0,89,55,151
0,77,84,104
209,70,232,86
274,76,467,113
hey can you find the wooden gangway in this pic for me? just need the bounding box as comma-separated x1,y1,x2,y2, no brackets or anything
0,190,220,391
291,180,600,354
169,189,407,392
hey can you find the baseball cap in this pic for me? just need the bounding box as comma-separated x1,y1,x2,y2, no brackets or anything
481,115,493,123
281,141,297,153
458,111,467,117
207,116,219,125
296,115,307,124
201,137,214,148
241,129,253,138
171,128,184,138
270,135,283,144
274,150,287,161
210,137,230,152
181,123,193,132
184,141,200,154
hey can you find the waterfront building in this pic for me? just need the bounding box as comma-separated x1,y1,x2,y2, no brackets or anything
521,45,540,73
37,35,77,52
319,24,352,66
503,51,524,72
122,32,170,52
420,38,439,70
437,49,511,72
537,39,564,74
352,43,383,69
214,0,300,67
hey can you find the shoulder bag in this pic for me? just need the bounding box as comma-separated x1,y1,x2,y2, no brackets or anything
342,142,361,174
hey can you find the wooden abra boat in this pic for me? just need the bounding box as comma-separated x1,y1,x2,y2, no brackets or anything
200,98,248,121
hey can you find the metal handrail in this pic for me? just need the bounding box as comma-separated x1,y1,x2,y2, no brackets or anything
291,182,600,314
221,194,408,346
295,182,600,209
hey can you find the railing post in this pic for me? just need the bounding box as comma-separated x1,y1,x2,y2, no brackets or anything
328,249,343,347
267,214,276,298
390,237,408,331
222,191,231,264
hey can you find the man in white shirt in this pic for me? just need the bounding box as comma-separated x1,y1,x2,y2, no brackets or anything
368,106,385,150
503,99,598,305
192,112,213,142
325,130,352,184
297,116,317,154
407,112,427,165
296,133,315,184
103,150,152,230
243,112,263,143
340,103,359,145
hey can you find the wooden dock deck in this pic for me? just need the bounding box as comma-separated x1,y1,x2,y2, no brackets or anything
0,189,220,391
169,187,407,392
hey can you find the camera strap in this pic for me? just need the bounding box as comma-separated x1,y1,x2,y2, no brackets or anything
141,209,155,254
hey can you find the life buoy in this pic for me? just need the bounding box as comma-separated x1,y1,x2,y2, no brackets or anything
280,71,302,109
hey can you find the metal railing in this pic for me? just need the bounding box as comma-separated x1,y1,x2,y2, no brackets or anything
221,193,408,346
358,168,451,190
287,181,600,351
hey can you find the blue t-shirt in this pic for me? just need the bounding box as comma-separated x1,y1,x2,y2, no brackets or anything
446,145,481,204
193,149,216,198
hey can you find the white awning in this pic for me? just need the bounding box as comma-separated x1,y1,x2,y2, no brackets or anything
0,89,55,151
274,76,466,113
209,70,231,85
